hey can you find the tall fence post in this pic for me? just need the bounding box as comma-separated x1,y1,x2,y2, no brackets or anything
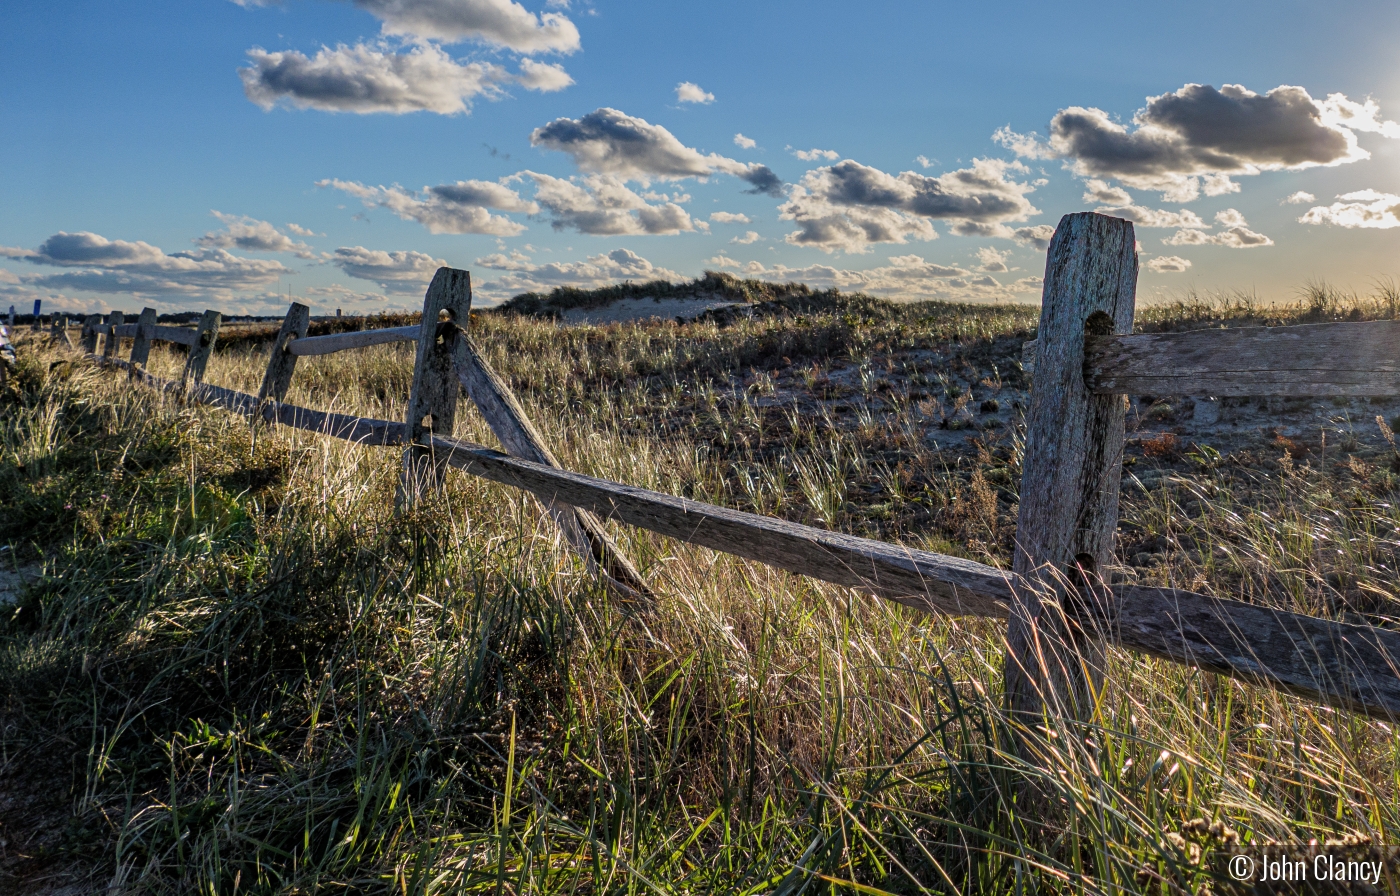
1005,212,1138,740
183,310,222,388
80,314,102,353
398,268,472,509
256,302,311,412
129,307,158,371
102,310,125,361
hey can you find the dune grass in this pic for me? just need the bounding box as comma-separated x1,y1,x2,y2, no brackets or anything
0,285,1398,893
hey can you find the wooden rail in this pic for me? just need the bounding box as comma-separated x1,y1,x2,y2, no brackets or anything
1023,319,1400,396
287,325,419,357
71,244,1400,725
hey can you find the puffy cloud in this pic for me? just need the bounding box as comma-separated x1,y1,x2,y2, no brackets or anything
241,43,512,115
733,133,757,149
709,211,750,224
1012,225,1056,250
354,0,580,53
778,158,1040,253
1283,191,1316,204
330,246,448,292
522,171,696,235
7,231,291,297
731,230,761,245
975,246,1012,272
285,222,322,236
529,107,783,195
1093,204,1208,229
997,83,1396,201
476,247,684,299
1081,178,1133,205
792,148,840,161
474,248,535,271
708,253,1032,302
1144,255,1192,272
915,155,935,169
516,58,573,91
675,81,714,104
196,211,315,258
1298,189,1400,229
320,178,534,234
1164,209,1273,247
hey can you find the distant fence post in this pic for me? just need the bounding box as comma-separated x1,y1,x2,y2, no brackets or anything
102,310,125,361
51,314,72,347
1005,212,1138,740
182,310,222,388
129,307,158,371
398,268,473,509
256,302,311,412
80,314,102,353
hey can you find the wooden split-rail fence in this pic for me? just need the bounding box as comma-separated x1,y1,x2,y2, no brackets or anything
65,212,1400,733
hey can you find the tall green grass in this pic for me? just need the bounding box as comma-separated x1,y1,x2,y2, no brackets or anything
0,285,1397,893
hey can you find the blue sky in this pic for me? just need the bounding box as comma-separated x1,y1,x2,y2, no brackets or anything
3,0,1400,315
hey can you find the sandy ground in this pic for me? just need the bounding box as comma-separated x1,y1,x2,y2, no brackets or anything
561,298,745,325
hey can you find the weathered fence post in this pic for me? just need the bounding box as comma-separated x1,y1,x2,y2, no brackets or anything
256,302,311,413
129,307,157,371
102,310,125,362
51,314,72,347
398,268,472,508
1005,212,1137,739
80,314,102,353
182,309,222,388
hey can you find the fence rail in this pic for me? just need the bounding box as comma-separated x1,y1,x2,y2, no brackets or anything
63,214,1400,733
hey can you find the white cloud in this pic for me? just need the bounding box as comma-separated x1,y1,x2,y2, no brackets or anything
675,81,714,104
709,211,751,224
1145,255,1192,272
241,42,508,115
516,58,573,92
320,178,534,234
474,248,535,271
284,222,322,236
1282,191,1316,205
521,171,697,235
354,0,580,53
476,247,684,300
6,231,291,298
778,158,1040,253
974,246,1012,272
1298,189,1400,229
733,133,757,149
915,155,935,169
1093,205,1208,229
530,108,783,195
1012,224,1056,250
997,83,1396,201
1164,209,1273,247
196,211,315,258
706,253,1031,302
791,147,840,161
731,230,761,245
330,246,448,293
1081,178,1133,206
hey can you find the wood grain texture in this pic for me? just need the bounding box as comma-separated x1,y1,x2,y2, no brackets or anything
1005,212,1138,726
153,324,199,347
399,268,472,507
102,311,125,359
1102,587,1400,719
287,325,418,357
1023,320,1400,397
182,310,222,387
80,314,102,353
428,433,1016,617
456,339,652,599
257,302,310,407
262,401,408,445
128,308,158,369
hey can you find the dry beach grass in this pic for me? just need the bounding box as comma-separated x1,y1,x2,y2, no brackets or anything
0,281,1398,893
